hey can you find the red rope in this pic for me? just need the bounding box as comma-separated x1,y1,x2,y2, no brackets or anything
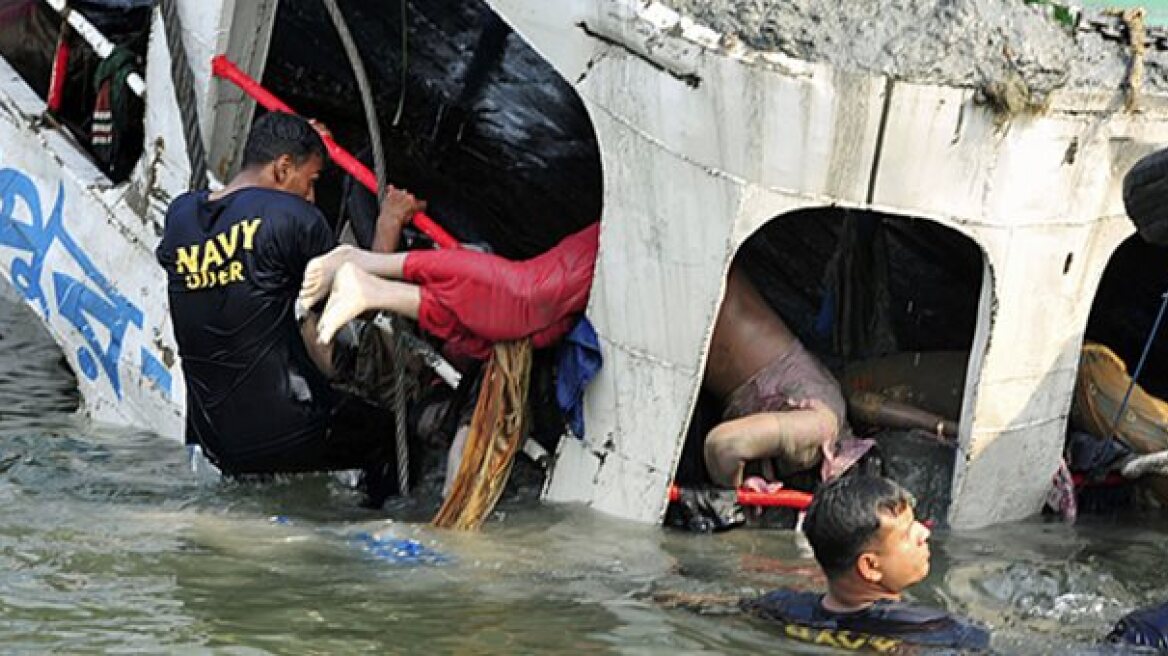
210,55,460,250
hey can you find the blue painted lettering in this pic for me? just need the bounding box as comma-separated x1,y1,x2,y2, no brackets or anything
0,167,169,399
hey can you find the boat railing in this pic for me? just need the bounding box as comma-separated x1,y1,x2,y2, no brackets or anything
41,0,144,97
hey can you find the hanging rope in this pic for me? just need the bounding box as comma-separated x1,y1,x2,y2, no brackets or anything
1103,6,1147,111
158,0,208,190
1110,289,1168,443
321,0,410,497
393,0,408,126
433,340,533,530
320,0,387,201
386,330,413,496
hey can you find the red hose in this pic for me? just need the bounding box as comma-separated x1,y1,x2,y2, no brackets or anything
48,27,70,113
668,484,813,510
210,55,460,250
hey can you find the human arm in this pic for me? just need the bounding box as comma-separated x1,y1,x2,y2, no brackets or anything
346,185,427,269
846,391,957,441
371,186,427,254
298,187,427,310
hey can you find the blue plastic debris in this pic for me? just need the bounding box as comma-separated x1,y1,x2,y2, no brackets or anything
352,532,449,566
269,515,293,525
555,316,602,438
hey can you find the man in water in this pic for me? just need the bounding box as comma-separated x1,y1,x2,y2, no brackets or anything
156,112,424,503
702,264,869,488
741,474,990,652
1109,601,1168,650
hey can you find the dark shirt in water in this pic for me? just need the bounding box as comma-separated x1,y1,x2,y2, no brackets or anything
741,589,991,653
1109,602,1168,651
156,187,340,472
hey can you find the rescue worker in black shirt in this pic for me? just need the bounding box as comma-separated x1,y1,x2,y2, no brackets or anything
741,474,991,653
156,112,421,505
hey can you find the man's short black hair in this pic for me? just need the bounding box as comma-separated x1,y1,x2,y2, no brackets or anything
802,475,913,580
240,112,325,170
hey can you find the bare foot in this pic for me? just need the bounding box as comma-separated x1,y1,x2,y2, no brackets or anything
316,262,372,345
299,244,353,311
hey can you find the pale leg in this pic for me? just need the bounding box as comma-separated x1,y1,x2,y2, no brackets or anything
300,248,411,311
316,261,422,345
300,245,354,311
704,404,839,488
348,249,409,279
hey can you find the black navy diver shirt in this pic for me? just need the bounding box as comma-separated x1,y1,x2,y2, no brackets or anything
156,187,337,469
741,588,991,653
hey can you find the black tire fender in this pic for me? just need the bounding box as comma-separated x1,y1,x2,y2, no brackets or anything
1123,147,1168,245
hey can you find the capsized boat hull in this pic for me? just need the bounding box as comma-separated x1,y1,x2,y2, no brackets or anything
1,0,1168,529
487,0,1168,527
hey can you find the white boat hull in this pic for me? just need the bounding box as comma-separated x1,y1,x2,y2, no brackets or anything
0,0,1163,529
489,0,1168,527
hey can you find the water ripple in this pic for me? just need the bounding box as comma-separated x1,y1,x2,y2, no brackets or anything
2,285,1168,653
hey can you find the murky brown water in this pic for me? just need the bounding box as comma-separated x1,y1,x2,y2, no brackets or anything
2,286,1168,654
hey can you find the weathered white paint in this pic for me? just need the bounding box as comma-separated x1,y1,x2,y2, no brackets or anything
489,0,1168,527
141,0,272,193
0,0,272,441
205,0,279,180
0,54,180,435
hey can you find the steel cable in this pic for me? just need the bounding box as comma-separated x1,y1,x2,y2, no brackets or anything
321,0,410,497
158,0,208,190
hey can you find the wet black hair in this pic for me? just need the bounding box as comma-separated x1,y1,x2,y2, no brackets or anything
802,475,913,580
240,112,325,169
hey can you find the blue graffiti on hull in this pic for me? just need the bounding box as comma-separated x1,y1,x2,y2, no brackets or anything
140,347,172,397
0,168,169,398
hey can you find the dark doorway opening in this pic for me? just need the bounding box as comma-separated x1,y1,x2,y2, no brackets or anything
672,207,987,528
259,0,602,258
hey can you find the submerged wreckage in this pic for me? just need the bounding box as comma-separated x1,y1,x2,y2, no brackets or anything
2,0,1168,528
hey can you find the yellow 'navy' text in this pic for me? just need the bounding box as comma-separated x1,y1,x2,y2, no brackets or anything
175,218,262,290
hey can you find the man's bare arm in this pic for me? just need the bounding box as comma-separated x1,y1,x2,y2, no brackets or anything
299,187,428,309
371,186,425,253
